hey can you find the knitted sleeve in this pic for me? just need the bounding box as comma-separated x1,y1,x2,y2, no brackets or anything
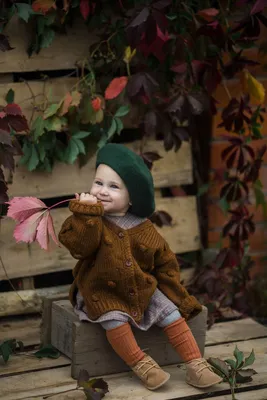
154,241,202,320
58,200,104,260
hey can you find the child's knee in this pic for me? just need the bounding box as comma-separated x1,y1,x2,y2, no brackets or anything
157,310,182,328
101,320,126,330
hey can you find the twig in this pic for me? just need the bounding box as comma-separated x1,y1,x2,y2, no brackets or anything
0,255,27,305
222,80,232,100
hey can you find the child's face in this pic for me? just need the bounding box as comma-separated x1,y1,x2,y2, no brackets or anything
90,164,130,215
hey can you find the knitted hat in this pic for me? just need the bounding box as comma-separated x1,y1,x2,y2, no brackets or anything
96,143,155,218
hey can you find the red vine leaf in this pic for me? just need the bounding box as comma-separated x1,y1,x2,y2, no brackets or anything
105,77,128,100
32,0,56,13
197,8,219,22
7,197,59,250
149,210,172,227
80,0,90,20
4,104,23,116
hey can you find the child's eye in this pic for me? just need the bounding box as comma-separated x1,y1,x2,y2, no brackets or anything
110,184,119,189
95,181,102,185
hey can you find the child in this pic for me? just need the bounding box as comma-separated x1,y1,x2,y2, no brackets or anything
59,143,222,391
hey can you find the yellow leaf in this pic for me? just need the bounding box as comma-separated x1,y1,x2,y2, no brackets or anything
123,46,136,63
241,69,265,104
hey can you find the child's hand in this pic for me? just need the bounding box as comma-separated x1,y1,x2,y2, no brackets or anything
75,193,98,204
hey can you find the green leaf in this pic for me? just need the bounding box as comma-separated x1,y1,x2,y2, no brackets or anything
19,142,32,165
16,3,33,22
243,349,255,368
73,131,91,139
114,105,130,117
5,89,14,104
107,119,117,139
65,139,80,164
218,197,230,214
97,135,108,149
208,357,229,378
34,344,60,359
28,145,40,171
44,103,60,119
115,117,123,134
234,346,244,369
236,368,257,383
32,116,45,140
40,28,55,49
44,116,67,132
197,183,209,197
73,138,86,155
225,358,237,369
166,14,177,21
0,342,11,363
37,142,46,162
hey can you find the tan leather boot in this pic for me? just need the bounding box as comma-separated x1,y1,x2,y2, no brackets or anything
186,358,223,388
131,353,170,390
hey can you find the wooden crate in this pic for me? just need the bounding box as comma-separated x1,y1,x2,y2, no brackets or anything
50,300,208,378
0,19,200,318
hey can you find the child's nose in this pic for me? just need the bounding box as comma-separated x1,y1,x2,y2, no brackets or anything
100,186,108,195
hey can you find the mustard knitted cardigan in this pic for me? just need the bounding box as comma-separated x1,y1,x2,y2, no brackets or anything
58,200,202,322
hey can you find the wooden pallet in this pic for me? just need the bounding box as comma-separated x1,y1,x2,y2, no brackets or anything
0,316,266,399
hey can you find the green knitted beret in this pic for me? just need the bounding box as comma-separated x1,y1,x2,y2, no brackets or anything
96,143,155,218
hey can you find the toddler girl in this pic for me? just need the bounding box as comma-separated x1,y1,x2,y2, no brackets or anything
59,143,222,391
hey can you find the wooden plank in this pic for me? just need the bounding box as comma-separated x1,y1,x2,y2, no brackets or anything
127,141,193,186
0,338,266,400
6,140,192,199
154,196,200,253
33,392,86,400
0,285,69,317
1,17,95,73
0,316,41,347
41,293,69,346
206,318,267,345
0,351,70,378
206,389,267,400
0,196,200,281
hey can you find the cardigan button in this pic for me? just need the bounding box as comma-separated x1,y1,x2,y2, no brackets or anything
104,237,112,245
125,259,132,267
146,276,154,284
132,310,138,317
167,271,175,277
92,294,98,302
108,281,116,288
86,219,94,227
129,289,135,296
118,232,124,238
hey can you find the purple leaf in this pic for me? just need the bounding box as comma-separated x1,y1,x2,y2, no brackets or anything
250,0,267,15
129,7,150,28
144,110,157,136
153,0,172,10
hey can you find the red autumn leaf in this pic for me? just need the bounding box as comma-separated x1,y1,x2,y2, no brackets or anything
32,0,55,13
80,0,90,20
4,103,22,116
91,97,102,111
197,8,219,22
59,92,73,116
7,196,59,250
36,212,59,250
7,196,47,222
105,77,128,100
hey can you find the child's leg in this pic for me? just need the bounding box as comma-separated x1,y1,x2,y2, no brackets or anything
102,321,170,390
103,322,145,366
158,312,222,388
159,313,201,362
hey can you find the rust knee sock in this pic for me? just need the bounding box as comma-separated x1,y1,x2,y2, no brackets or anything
106,322,145,367
164,318,201,362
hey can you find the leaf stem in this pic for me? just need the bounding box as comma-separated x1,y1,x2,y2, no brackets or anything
47,198,75,210
0,255,27,305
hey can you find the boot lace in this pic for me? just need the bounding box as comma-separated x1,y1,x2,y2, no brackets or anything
191,359,213,374
135,357,159,377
